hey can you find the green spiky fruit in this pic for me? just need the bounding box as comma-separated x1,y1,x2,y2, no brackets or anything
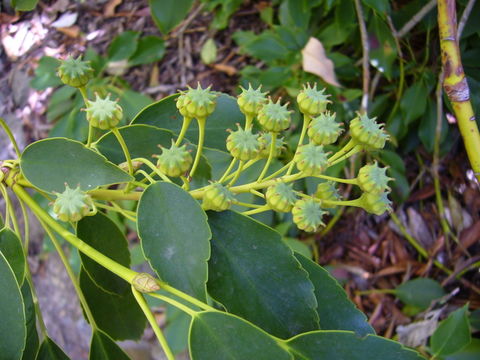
85,94,123,130
292,198,326,232
265,182,297,212
349,113,388,149
257,99,291,132
258,133,283,158
359,191,392,216
308,112,343,145
155,143,192,177
57,56,94,88
226,126,261,161
237,84,267,117
176,84,217,119
314,181,341,208
53,185,93,222
294,143,328,176
202,182,235,211
296,84,331,117
358,162,392,194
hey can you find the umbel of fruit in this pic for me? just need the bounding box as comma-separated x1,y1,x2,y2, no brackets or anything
155,142,193,177
292,198,326,232
258,133,283,158
237,84,267,117
226,126,261,161
265,182,297,212
57,56,94,88
357,162,392,194
53,184,93,222
349,112,388,149
296,83,331,117
308,112,343,145
294,143,328,176
257,99,291,132
176,83,217,119
85,94,123,130
202,182,236,211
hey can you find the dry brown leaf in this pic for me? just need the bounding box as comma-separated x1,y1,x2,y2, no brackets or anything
57,26,80,38
213,63,237,76
302,37,341,87
104,0,123,17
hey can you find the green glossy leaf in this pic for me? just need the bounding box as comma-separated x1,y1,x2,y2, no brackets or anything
36,338,70,360
189,311,292,360
21,281,39,360
12,0,39,11
79,269,146,340
89,330,131,360
283,238,311,259
445,338,480,360
165,305,190,355
0,227,26,285
132,93,244,151
149,0,194,34
395,278,445,310
295,253,374,336
239,30,290,63
287,331,425,360
107,31,139,61
400,82,429,125
129,36,165,66
431,305,471,357
115,90,152,122
20,138,133,193
207,211,319,338
30,56,62,90
0,251,26,360
77,213,131,295
362,0,391,15
137,182,211,301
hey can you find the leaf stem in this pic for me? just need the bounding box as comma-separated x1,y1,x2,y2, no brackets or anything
159,282,216,312
148,292,196,316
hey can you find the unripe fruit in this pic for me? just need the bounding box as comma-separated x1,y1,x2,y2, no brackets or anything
155,143,192,177
176,83,217,119
357,162,392,194
292,198,326,232
296,84,331,117
359,191,392,216
85,94,123,130
257,99,291,132
265,182,297,212
294,143,328,176
349,113,388,149
226,126,261,161
237,84,267,117
314,181,340,208
202,182,235,211
308,112,343,145
258,133,283,158
53,185,93,222
57,56,94,88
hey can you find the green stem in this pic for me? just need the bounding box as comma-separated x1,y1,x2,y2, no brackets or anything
175,117,193,146
78,87,94,148
234,201,265,209
94,202,137,222
328,138,357,163
25,270,48,338
148,293,196,316
228,161,244,187
40,219,97,329
222,159,259,182
0,184,11,229
0,117,21,157
1,184,20,235
263,162,291,181
328,145,362,166
181,176,190,190
111,127,133,176
133,157,172,183
287,114,311,175
242,205,271,216
190,117,206,178
136,169,156,184
219,158,237,183
257,132,277,182
313,174,359,185
245,114,254,130
132,287,175,360
320,206,345,237
160,282,216,312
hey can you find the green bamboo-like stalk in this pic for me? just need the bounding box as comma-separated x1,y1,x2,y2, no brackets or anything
437,0,480,182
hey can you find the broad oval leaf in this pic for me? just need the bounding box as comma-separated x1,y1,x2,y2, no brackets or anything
431,305,471,357
79,269,146,341
0,227,26,285
395,278,445,310
137,182,211,301
149,0,194,34
77,213,131,295
294,253,374,336
21,281,39,360
89,330,131,360
20,138,132,193
189,311,292,360
0,251,26,360
36,337,70,360
286,331,426,360
132,93,244,151
207,211,319,338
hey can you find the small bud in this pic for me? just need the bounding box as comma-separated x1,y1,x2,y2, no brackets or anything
53,184,93,222
349,112,388,149
57,56,94,88
237,84,268,117
176,83,217,120
155,143,193,177
258,133,284,158
292,198,326,233
294,143,328,176
296,84,331,117
357,162,391,194
226,125,261,161
265,182,297,212
257,99,291,133
132,273,161,293
308,112,343,145
85,94,123,130
202,182,235,211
